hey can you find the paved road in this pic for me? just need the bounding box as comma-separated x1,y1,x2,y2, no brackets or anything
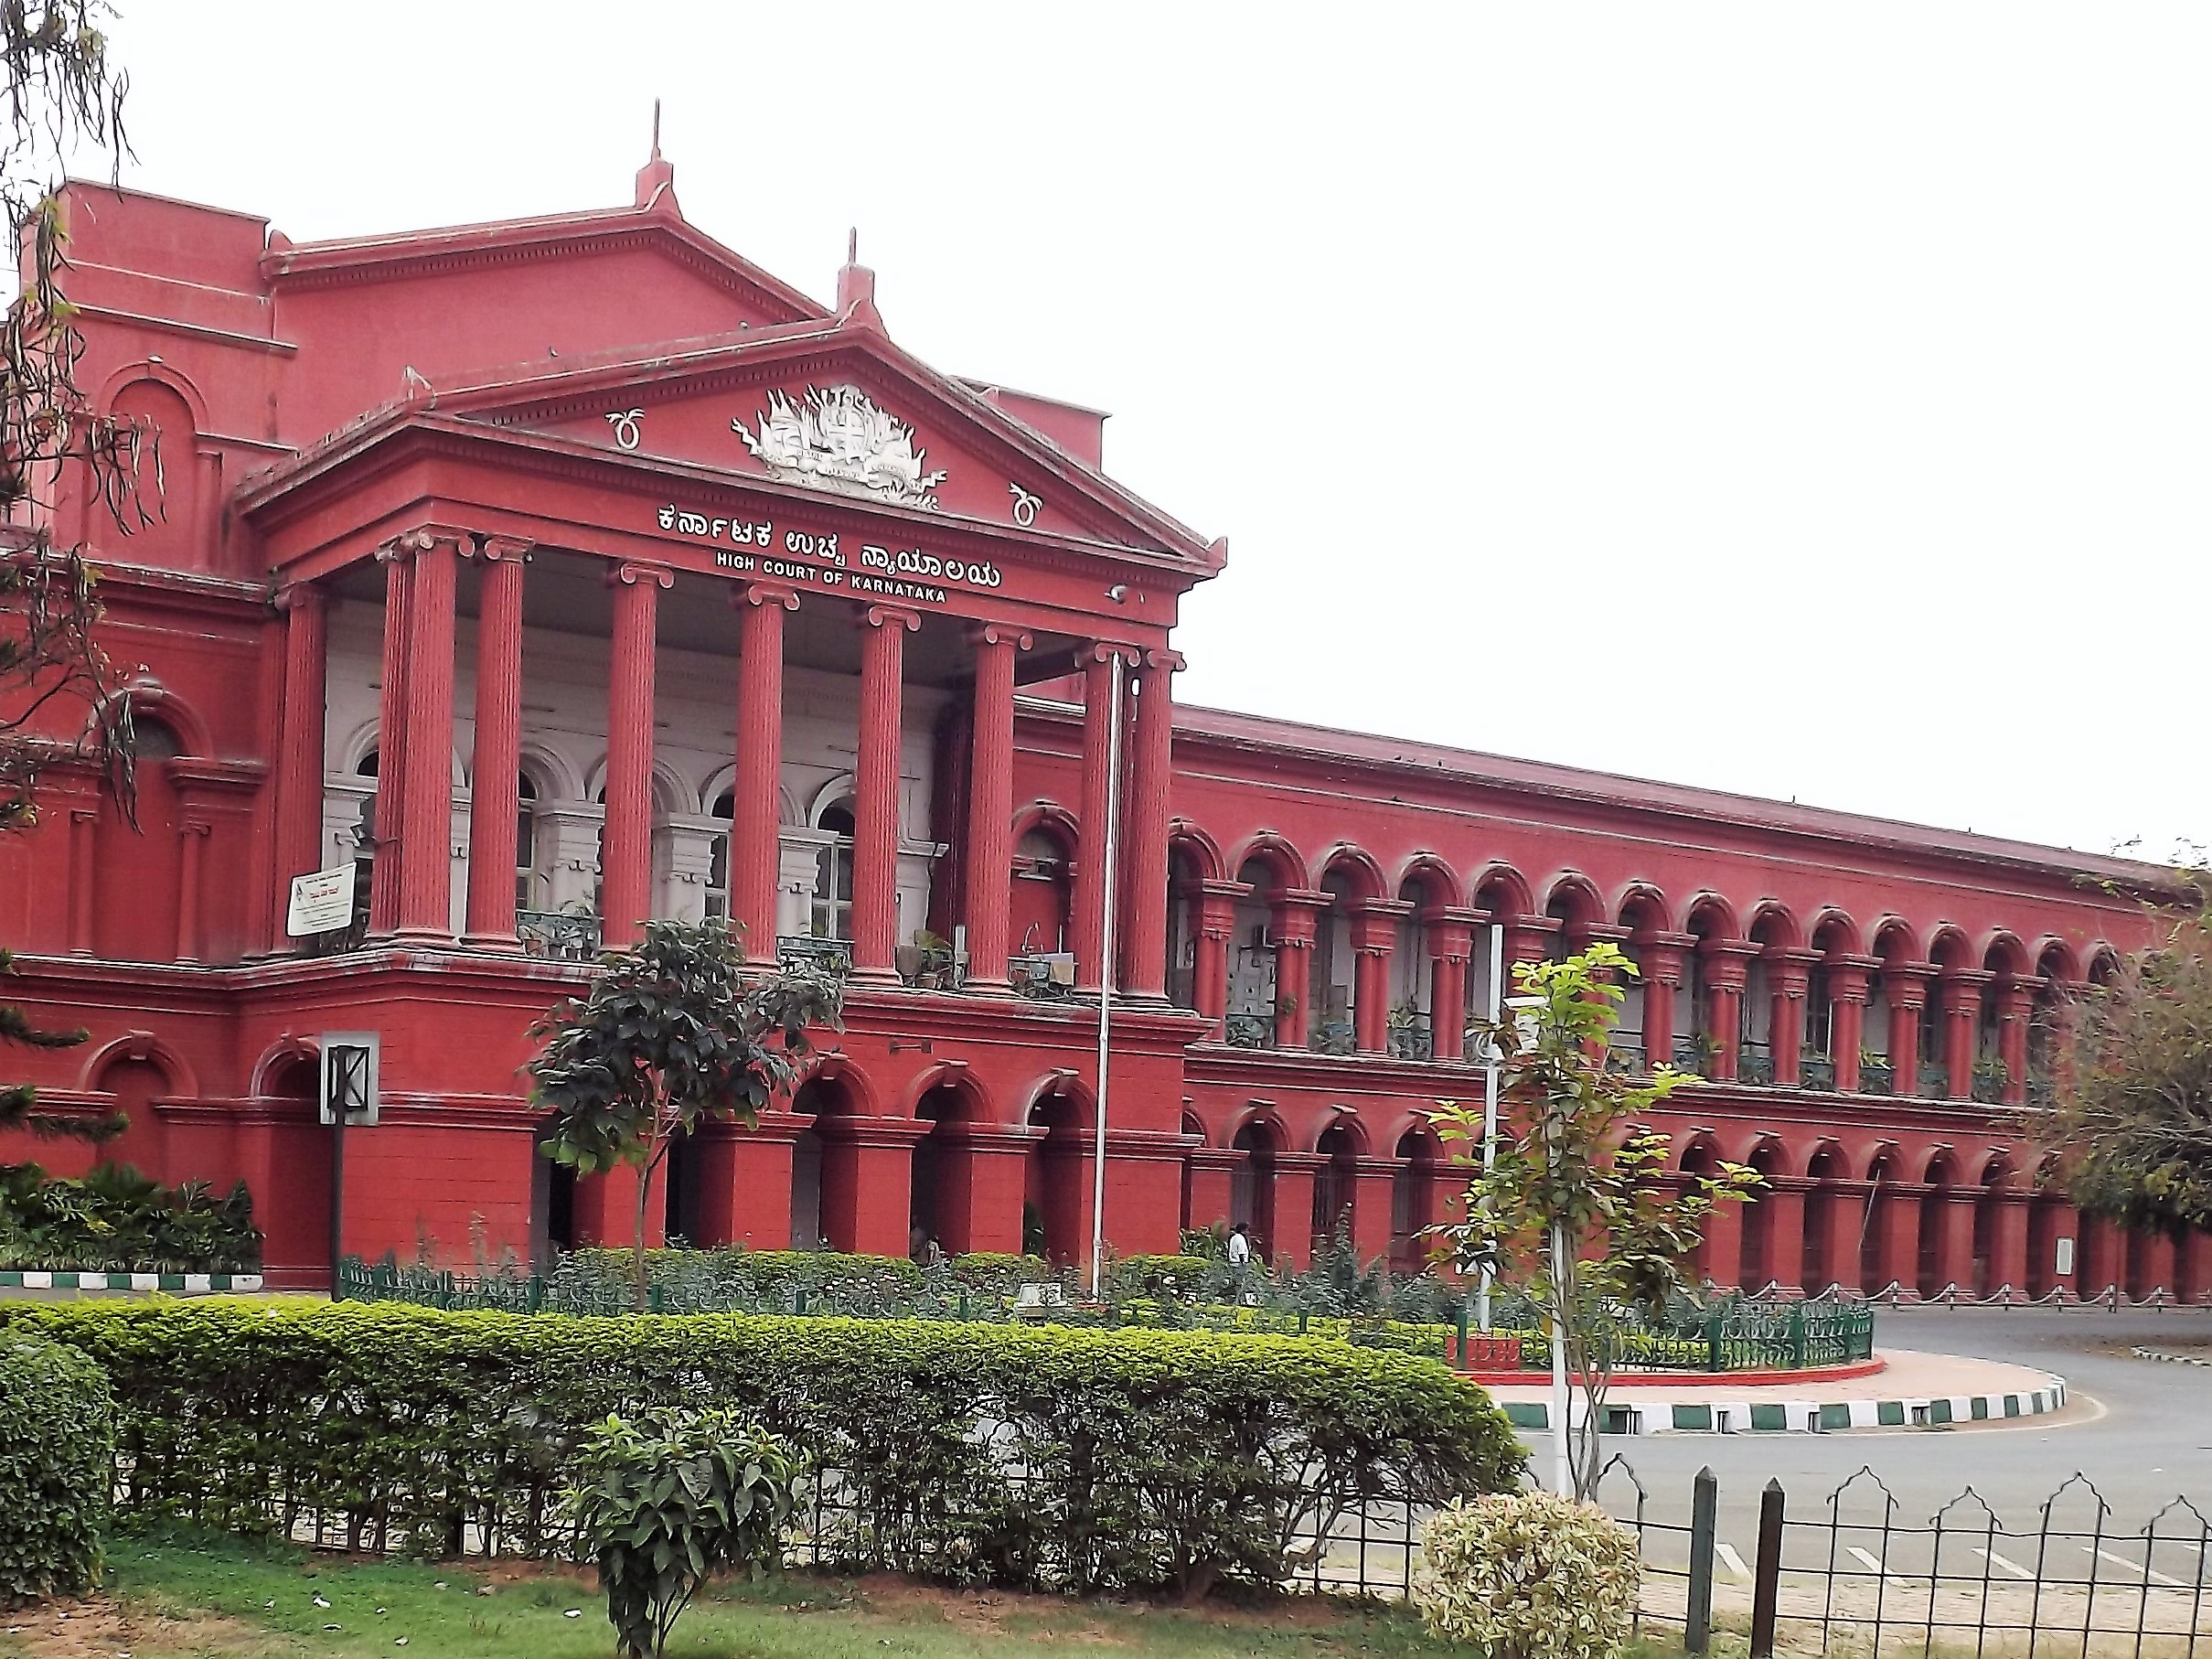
1555,1306,2212,1544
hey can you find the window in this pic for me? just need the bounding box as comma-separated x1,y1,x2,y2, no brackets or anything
515,775,539,913
706,789,733,919
812,799,855,940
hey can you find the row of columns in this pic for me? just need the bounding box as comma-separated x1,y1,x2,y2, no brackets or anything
272,530,1181,993
1701,1180,2212,1301
1681,947,2044,1104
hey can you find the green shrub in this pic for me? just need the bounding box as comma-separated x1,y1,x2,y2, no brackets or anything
1111,1254,1213,1299
1419,1491,1640,1659
573,1410,798,1658
0,1331,114,1606
2,1300,1522,1598
0,1161,261,1272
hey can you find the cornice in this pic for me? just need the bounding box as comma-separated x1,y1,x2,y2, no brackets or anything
238,417,1215,594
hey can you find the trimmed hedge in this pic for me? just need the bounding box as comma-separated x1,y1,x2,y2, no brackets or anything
0,1331,114,1606
1,1300,1522,1598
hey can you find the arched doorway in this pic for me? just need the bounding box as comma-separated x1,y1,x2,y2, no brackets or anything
1741,1144,1786,1291
1803,1146,1843,1293
1860,1151,1899,1291
1972,1158,2010,1297
913,1076,988,1257
1918,1153,1956,1298
1231,1118,1279,1261
1311,1121,1361,1257
1024,1082,1090,1266
1390,1128,1438,1270
257,1054,335,1283
789,1073,863,1251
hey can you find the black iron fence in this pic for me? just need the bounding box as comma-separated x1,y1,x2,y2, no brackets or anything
1598,1460,2211,1657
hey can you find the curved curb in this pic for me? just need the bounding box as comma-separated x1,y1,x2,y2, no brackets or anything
1499,1376,2068,1435
2130,1344,2212,1367
1465,1356,1887,1388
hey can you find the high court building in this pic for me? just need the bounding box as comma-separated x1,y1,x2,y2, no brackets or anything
3,154,2202,1302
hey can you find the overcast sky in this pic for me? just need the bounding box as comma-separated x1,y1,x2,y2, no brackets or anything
93,4,2209,861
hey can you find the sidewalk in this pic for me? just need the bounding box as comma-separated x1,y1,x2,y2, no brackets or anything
1481,1348,2068,1433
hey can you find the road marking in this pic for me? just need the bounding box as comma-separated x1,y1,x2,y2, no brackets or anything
2086,1546,2188,1588
1974,1547,2035,1581
1849,1546,1911,1580
1715,1543,1748,1579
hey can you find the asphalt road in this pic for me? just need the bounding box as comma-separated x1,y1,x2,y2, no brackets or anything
1559,1306,2212,1547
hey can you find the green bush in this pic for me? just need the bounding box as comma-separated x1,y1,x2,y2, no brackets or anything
1419,1492,1640,1659
1111,1254,1213,1299
0,1331,114,1606
573,1410,798,1659
2,1300,1523,1598
0,1161,261,1272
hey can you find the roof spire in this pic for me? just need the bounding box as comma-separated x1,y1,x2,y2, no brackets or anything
836,225,882,331
634,102,679,214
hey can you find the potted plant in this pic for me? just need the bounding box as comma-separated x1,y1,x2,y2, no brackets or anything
1972,1054,2009,1104
1858,1046,1895,1096
906,931,954,990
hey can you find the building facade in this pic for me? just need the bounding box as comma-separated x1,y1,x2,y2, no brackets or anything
3,158,2202,1301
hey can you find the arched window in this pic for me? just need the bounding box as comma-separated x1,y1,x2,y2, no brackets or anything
706,789,734,919
515,774,539,913
812,798,855,940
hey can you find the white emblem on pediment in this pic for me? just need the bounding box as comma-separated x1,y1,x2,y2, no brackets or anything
732,384,948,510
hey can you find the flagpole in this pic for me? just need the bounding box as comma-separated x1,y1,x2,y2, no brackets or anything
1087,652,1127,1299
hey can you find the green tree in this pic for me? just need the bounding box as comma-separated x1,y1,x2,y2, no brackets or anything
528,919,843,1308
2,4,145,1149
2036,896,2212,1234
1431,944,1758,1500
572,1409,798,1659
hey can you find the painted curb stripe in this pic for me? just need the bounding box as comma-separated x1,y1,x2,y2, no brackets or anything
1507,1378,2067,1435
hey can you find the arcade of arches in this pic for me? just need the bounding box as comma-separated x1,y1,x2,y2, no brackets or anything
0,168,2202,1305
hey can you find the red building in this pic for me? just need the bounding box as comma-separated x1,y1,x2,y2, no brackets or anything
3,156,2201,1302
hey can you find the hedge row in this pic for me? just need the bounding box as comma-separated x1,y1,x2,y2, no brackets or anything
0,1331,113,1607
1,1300,1523,1598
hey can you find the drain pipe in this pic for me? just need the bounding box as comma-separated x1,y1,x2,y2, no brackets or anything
1086,652,1127,1300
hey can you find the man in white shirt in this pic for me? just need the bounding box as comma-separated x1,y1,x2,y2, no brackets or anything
1225,1223,1253,1268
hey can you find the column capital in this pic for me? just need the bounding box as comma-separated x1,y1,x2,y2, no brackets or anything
859,603,922,633
1996,978,2043,1019
733,581,802,612
274,581,325,615
1141,646,1186,674
379,523,473,562
609,560,674,590
968,621,1034,651
475,535,533,563
1700,938,1762,963
1079,639,1141,669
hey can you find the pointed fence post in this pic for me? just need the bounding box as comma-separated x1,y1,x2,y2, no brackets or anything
1685,1465,1719,1654
1749,1476,1786,1659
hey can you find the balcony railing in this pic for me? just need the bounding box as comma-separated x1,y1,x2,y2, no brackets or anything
1800,1054,1836,1092
1309,1017,1355,1057
1859,1060,1895,1097
776,935,851,979
1387,1011,1432,1062
1224,1011,1271,1049
1737,1043,1775,1086
1918,1065,1953,1099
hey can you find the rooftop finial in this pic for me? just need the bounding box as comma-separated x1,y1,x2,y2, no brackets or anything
848,226,858,264
634,103,679,213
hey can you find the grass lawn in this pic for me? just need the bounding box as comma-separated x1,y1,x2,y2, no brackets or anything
0,1525,1478,1658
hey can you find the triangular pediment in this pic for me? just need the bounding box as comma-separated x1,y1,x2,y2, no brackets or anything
439,326,1217,565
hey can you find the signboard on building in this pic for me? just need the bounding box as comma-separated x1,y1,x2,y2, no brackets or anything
286,866,355,937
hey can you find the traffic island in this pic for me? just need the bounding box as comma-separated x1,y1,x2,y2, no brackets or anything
1484,1348,2068,1434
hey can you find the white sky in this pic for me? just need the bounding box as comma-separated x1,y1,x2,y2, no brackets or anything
91,3,2210,861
